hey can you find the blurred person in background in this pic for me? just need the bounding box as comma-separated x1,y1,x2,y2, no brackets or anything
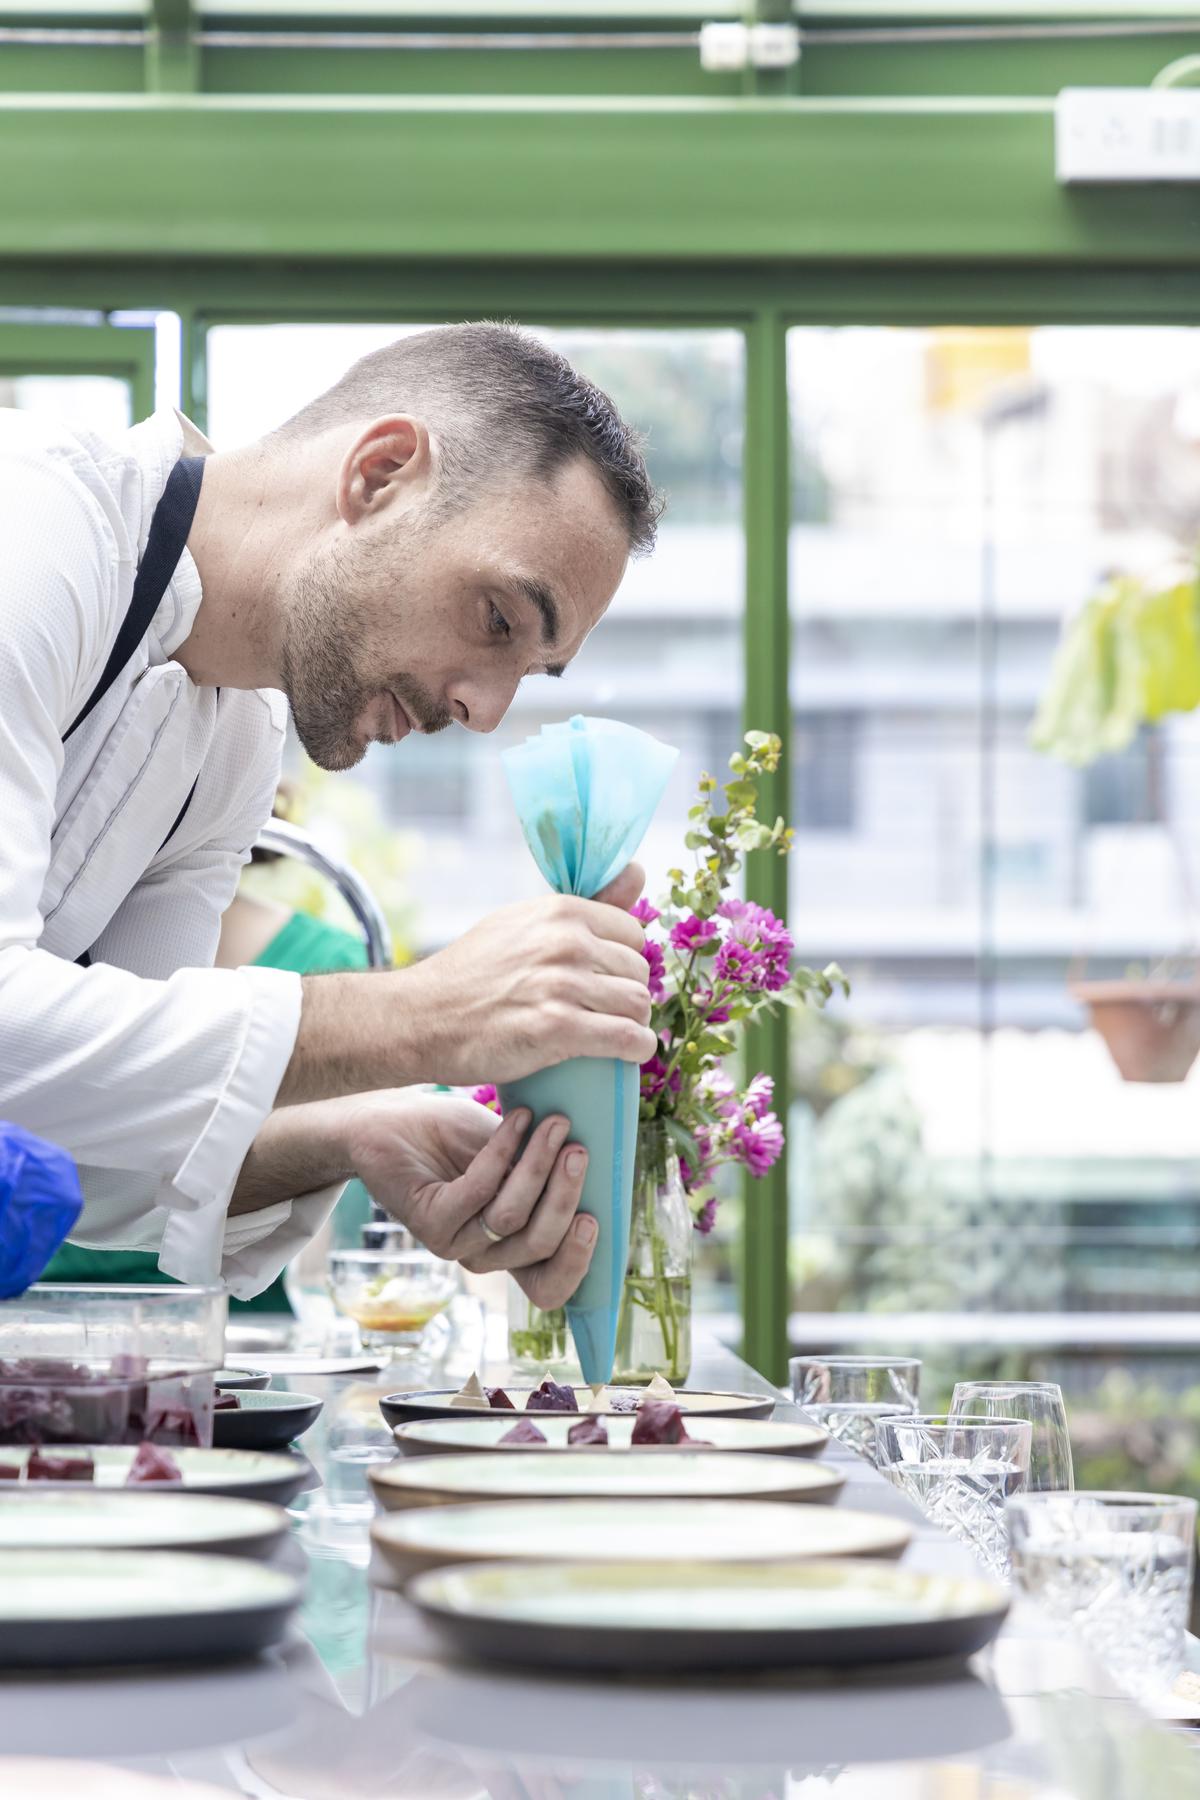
0,323,659,1308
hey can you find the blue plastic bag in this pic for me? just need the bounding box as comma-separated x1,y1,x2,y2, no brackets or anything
0,1122,84,1300
500,716,677,1385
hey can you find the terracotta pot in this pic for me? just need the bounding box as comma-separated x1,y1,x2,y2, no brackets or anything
1072,980,1200,1083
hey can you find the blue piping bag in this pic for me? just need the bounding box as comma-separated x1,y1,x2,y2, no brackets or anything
499,716,677,1385
0,1122,84,1299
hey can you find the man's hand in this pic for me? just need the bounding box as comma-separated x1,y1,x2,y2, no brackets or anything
346,1092,596,1312
279,862,657,1103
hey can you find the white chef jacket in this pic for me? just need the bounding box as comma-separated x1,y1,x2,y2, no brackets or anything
0,405,340,1297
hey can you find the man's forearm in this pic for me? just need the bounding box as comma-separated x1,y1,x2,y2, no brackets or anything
273,969,432,1107
229,1097,358,1214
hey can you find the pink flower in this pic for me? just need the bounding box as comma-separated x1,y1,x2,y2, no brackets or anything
471,1084,502,1114
630,897,660,926
643,939,667,1003
670,914,717,954
743,1073,774,1120
695,987,731,1024
714,940,758,987
694,1195,718,1235
730,1110,784,1178
697,1069,738,1120
640,1054,680,1101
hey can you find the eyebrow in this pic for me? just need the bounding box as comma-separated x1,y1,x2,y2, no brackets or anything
506,575,566,678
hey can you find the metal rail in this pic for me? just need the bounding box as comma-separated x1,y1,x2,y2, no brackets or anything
255,817,393,970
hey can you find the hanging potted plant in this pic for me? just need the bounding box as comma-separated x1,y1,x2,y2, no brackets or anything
481,732,845,1382
1031,562,1200,1082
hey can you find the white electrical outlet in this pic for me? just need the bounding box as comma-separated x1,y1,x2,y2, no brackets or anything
1056,87,1200,182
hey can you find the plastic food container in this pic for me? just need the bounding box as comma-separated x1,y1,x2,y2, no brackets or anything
0,1285,226,1448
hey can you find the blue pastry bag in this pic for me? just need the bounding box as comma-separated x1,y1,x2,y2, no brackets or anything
500,716,678,1384
0,1122,84,1299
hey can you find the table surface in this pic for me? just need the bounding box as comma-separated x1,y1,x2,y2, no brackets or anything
1,1334,1198,1799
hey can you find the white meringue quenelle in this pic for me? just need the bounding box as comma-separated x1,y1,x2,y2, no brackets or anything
645,1373,677,1404
449,1371,488,1410
586,1386,610,1415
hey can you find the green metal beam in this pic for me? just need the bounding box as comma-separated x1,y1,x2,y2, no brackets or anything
739,308,791,1384
0,319,155,416
3,95,1200,265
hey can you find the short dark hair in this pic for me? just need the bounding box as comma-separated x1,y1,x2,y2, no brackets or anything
276,321,661,555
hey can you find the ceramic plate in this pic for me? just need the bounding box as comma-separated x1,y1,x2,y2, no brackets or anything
370,1449,843,1512
0,1548,300,1669
247,1353,386,1376
213,1367,272,1391
212,1390,324,1451
394,1413,826,1460
372,1497,910,1584
0,1446,310,1506
0,1490,287,1558
380,1387,776,1428
411,1558,1009,1675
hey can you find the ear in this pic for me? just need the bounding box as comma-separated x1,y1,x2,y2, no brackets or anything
337,415,433,525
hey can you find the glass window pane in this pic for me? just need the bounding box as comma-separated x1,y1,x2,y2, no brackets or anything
0,373,131,435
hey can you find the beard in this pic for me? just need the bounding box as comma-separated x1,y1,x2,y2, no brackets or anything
279,535,451,771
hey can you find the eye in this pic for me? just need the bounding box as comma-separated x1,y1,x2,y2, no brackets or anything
487,601,512,640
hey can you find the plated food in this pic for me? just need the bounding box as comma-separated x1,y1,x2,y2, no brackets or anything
393,1413,828,1459
211,1390,324,1451
410,1558,1010,1675
0,1549,301,1669
370,1448,843,1512
0,1445,310,1505
0,1490,288,1559
380,1376,774,1430
371,1497,910,1583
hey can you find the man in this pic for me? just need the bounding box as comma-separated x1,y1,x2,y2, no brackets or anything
0,322,659,1309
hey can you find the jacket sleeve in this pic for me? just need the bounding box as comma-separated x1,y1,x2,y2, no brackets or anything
0,434,315,1295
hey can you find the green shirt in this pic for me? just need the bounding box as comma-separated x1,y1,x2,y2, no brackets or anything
43,910,372,1307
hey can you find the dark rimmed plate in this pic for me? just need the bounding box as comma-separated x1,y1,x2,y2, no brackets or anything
212,1390,324,1450
0,1490,288,1559
372,1497,909,1584
380,1386,776,1429
0,1446,310,1506
369,1448,843,1512
410,1558,1010,1676
213,1367,272,1391
0,1548,300,1669
393,1413,827,1460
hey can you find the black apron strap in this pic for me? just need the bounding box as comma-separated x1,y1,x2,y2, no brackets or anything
70,455,207,969
65,456,206,740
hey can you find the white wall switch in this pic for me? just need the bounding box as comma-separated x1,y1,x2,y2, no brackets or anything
1057,87,1200,183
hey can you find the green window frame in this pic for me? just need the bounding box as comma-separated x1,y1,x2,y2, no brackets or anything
0,320,156,422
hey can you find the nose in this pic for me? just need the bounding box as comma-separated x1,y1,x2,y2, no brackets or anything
447,671,520,735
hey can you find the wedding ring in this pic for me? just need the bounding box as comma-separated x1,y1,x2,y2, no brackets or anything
479,1215,506,1246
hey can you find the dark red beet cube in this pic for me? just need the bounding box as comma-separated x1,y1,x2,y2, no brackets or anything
525,1379,577,1413
486,1387,516,1411
631,1401,689,1445
125,1441,182,1485
213,1393,241,1410
498,1418,548,1446
567,1416,609,1446
0,1462,20,1479
27,1449,95,1481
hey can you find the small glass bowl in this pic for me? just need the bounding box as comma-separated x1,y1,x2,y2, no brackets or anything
326,1249,460,1355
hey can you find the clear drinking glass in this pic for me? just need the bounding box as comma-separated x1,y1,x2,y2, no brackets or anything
1008,1491,1197,1703
789,1355,921,1463
327,1249,460,1357
875,1414,1032,1581
950,1380,1073,1493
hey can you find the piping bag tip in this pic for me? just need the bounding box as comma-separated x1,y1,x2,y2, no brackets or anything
566,1304,620,1392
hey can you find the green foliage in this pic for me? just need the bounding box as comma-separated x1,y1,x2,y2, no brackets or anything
1031,567,1200,766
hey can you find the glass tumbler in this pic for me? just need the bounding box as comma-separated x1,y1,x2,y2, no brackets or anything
950,1380,1073,1493
875,1414,1032,1581
1008,1491,1197,1704
789,1354,921,1463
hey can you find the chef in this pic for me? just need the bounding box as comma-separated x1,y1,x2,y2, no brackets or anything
0,322,659,1307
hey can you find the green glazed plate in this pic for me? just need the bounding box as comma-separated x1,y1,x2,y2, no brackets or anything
212,1390,324,1451
372,1496,910,1583
0,1490,287,1558
0,1446,310,1506
0,1548,300,1669
410,1558,1009,1675
380,1387,776,1428
394,1413,827,1460
370,1448,843,1512
213,1367,272,1391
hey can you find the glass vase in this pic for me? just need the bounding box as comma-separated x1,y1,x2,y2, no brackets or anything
506,1286,570,1372
613,1124,694,1386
